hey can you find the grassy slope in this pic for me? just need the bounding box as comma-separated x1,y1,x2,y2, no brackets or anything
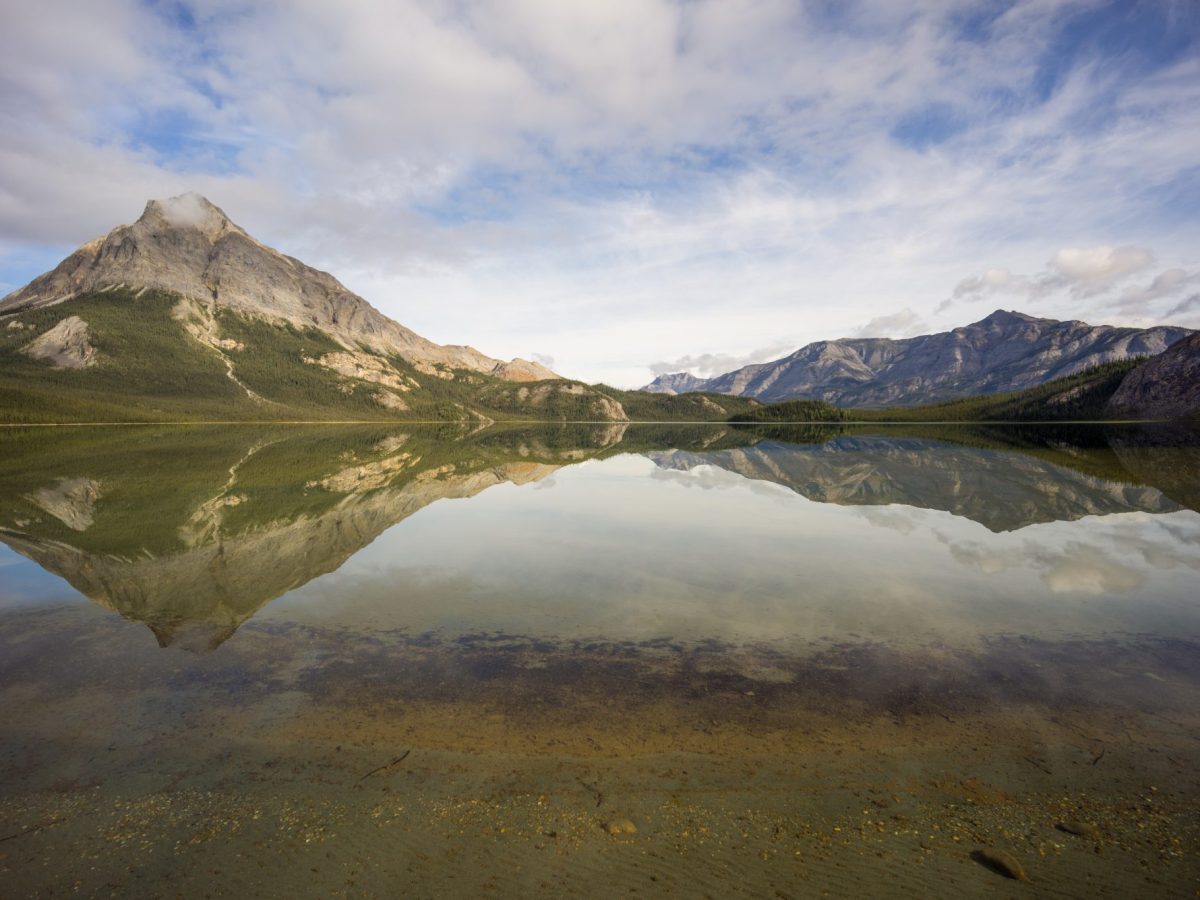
0,289,753,424
0,290,252,423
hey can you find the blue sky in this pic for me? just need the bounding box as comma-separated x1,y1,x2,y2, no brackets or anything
1,0,1197,385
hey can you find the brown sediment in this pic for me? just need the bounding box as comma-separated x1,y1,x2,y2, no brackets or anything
0,605,1197,898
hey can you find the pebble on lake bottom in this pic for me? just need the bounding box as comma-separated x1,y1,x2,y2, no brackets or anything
1057,821,1102,841
974,848,1027,881
605,819,637,836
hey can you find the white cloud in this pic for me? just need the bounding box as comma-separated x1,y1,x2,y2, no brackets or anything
942,527,1200,596
942,247,1198,328
952,268,1017,301
857,507,922,535
1048,245,1154,295
649,341,796,378
1166,293,1200,319
945,541,1026,576
849,308,926,339
156,192,219,229
1034,543,1145,595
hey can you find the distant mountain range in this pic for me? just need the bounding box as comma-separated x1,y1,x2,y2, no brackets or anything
644,310,1192,408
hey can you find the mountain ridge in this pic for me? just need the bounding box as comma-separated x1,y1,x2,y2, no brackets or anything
644,309,1191,407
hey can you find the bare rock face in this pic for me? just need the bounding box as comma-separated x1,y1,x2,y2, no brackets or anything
25,477,103,531
22,315,97,369
644,310,1191,407
0,194,555,381
491,358,558,382
508,381,630,420
1107,333,1200,420
642,372,710,395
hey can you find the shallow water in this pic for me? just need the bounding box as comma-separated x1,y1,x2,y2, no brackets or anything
1,422,1198,897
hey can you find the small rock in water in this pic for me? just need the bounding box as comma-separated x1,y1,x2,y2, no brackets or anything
605,818,637,836
1057,821,1101,841
973,848,1027,881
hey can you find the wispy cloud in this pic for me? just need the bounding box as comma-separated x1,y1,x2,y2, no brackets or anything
649,341,797,378
848,308,927,339
944,245,1197,326
1166,293,1200,319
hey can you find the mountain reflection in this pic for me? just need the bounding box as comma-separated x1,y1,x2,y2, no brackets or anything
0,422,1196,649
648,435,1180,532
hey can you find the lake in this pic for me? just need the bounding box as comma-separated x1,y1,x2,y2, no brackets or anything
1,422,1198,897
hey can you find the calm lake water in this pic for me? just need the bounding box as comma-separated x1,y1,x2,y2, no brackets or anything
1,422,1198,897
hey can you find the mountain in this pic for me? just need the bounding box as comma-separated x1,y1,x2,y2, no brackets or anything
0,424,636,651
642,372,711,395
643,310,1191,407
0,195,758,424
647,435,1184,532
1,194,553,381
1106,332,1200,420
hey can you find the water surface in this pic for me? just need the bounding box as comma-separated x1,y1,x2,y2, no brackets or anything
1,422,1197,897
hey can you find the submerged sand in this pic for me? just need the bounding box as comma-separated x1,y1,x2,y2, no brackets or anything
1,604,1196,898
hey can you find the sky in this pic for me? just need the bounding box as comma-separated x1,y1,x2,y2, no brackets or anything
0,0,1197,386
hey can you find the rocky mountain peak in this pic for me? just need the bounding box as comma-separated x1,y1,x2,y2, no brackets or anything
641,371,712,395
138,193,236,242
642,310,1192,406
0,195,558,381
975,309,1041,327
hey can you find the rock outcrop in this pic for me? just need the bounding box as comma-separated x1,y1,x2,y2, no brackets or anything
491,358,559,382
25,477,103,531
644,310,1190,407
22,315,97,369
0,193,556,381
1106,332,1200,420
642,372,710,395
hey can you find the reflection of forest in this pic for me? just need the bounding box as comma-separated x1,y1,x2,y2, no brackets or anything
0,421,1196,648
